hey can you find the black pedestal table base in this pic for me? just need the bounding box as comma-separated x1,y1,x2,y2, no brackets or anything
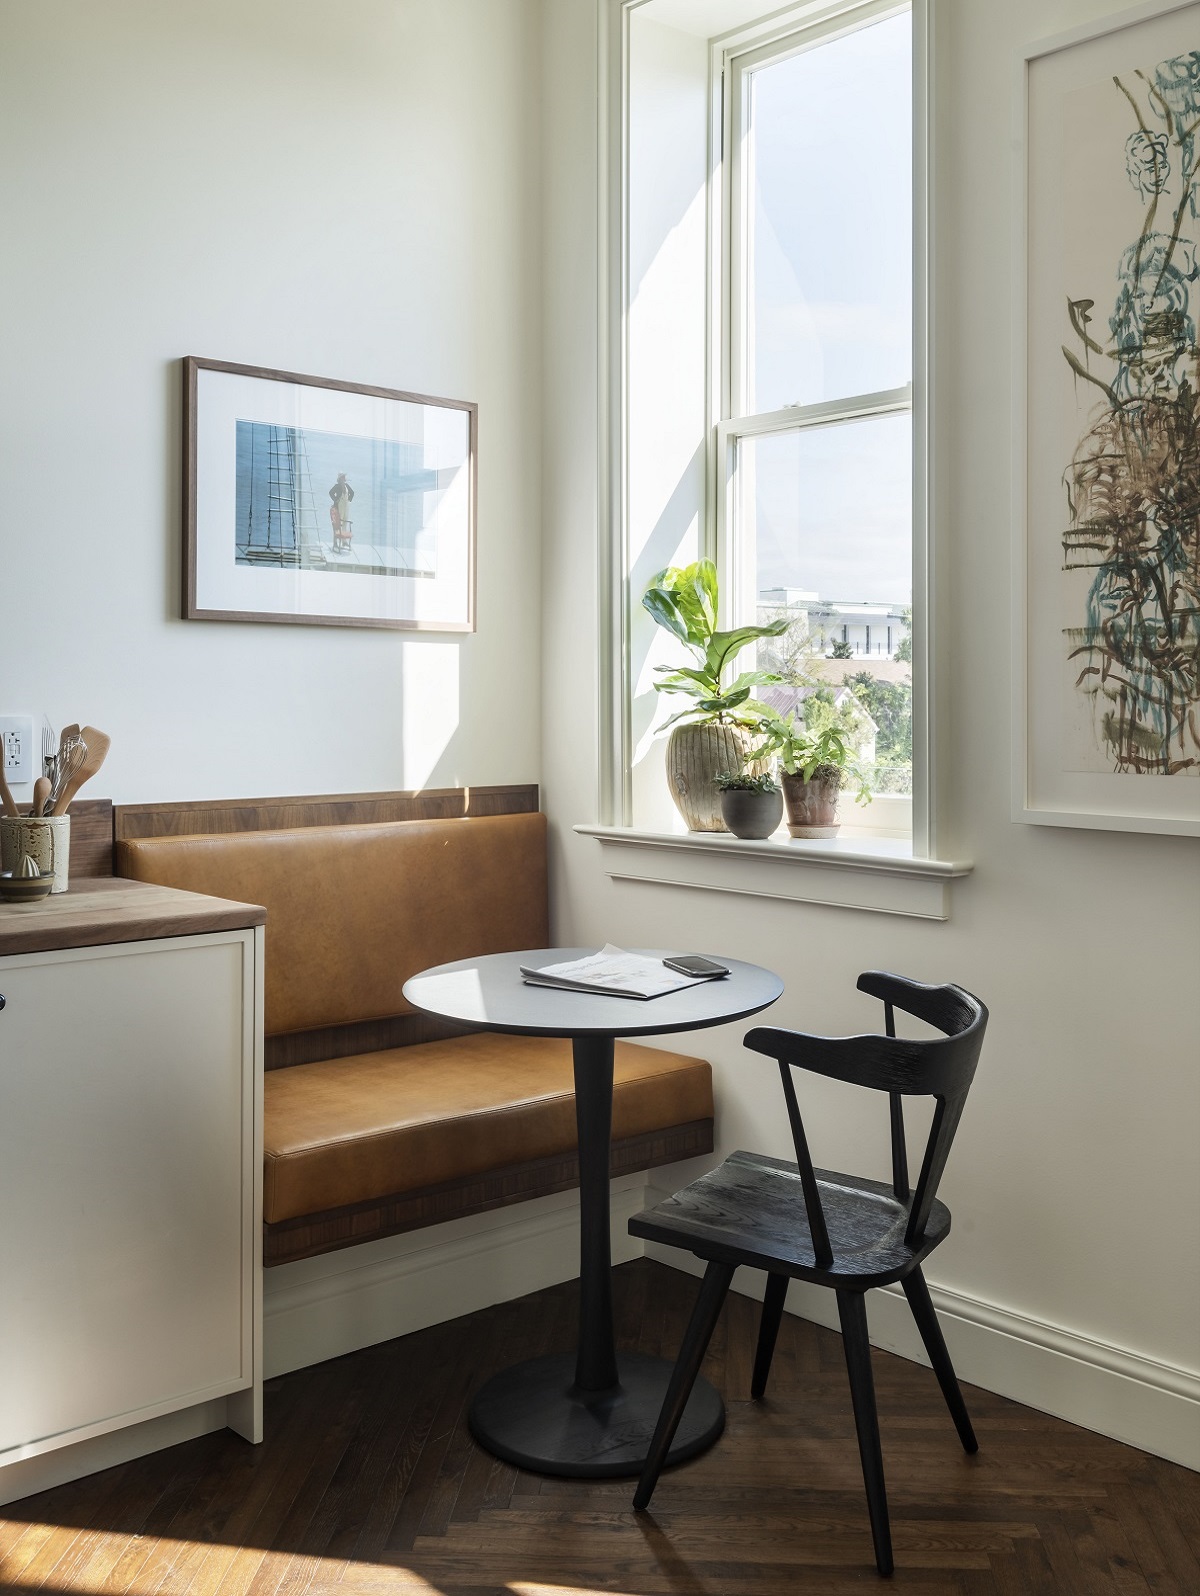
468,1351,724,1478
400,950,784,1481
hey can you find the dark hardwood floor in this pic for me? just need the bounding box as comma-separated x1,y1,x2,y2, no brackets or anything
2,1259,1196,1594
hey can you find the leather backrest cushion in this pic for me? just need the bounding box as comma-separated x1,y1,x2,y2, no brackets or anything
117,813,548,1036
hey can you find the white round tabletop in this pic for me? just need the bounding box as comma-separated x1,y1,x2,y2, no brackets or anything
403,947,783,1039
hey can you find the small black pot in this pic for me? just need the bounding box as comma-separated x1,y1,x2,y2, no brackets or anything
719,786,783,840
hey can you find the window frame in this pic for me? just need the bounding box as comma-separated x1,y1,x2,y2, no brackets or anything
597,0,943,868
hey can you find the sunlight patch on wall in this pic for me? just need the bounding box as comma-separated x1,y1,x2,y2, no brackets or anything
401,639,460,789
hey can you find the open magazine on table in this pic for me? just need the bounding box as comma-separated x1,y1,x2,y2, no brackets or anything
520,944,724,1001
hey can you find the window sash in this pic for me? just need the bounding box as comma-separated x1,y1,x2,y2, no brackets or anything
724,0,912,424
716,387,912,634
715,0,926,846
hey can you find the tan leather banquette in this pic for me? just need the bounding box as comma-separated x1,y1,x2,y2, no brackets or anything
117,811,714,1265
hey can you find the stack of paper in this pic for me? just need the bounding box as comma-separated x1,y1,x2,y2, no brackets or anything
520,945,717,1001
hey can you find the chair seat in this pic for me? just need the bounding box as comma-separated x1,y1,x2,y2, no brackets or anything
630,1148,950,1288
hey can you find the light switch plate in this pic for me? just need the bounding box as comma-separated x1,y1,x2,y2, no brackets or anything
0,716,35,784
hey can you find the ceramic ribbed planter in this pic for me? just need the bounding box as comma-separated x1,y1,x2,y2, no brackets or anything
781,770,843,838
666,723,763,832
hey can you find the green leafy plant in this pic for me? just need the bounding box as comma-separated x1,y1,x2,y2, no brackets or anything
750,708,871,805
642,560,788,728
713,770,780,794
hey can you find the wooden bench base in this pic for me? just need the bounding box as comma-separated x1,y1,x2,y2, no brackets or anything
263,1118,714,1266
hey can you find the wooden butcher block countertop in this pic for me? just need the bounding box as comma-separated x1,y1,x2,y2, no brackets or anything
0,877,266,957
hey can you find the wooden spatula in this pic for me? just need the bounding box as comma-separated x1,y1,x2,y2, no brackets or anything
52,726,111,815
31,776,50,817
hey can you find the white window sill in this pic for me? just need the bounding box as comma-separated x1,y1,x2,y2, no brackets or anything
574,825,973,920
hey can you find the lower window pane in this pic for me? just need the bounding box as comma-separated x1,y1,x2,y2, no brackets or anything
741,414,913,798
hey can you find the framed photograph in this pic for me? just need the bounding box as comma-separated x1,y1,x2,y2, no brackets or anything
183,357,476,631
1017,0,1200,835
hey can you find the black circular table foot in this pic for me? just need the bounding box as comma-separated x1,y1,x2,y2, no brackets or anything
468,1351,724,1479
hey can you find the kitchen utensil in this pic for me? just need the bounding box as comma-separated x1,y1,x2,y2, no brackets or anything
52,726,110,815
31,776,50,817
42,719,56,780
0,761,17,819
45,736,85,816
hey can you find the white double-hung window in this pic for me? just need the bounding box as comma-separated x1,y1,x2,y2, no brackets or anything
720,5,915,824
598,0,952,904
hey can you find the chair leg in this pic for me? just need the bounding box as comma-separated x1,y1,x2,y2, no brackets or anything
836,1290,893,1578
633,1259,734,1511
751,1272,789,1400
901,1266,977,1454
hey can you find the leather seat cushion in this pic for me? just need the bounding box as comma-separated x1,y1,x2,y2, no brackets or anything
264,1032,713,1223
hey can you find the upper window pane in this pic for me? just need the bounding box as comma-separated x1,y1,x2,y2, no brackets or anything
745,11,912,413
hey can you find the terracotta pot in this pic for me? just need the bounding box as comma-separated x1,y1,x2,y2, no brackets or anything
781,769,842,838
719,786,783,840
666,723,763,832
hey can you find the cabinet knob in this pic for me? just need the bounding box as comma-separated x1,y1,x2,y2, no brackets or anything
0,994,5,1011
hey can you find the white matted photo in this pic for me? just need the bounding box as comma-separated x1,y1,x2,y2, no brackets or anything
184,358,476,632
1019,0,1200,835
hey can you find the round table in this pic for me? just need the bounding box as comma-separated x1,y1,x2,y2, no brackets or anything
402,948,783,1479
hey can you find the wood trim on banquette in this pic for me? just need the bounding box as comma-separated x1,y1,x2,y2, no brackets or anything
65,799,115,880
113,784,539,841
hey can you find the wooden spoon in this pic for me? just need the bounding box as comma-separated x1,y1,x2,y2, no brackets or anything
52,726,111,815
31,776,50,817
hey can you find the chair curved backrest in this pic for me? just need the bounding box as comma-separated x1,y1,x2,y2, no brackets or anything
743,972,988,1264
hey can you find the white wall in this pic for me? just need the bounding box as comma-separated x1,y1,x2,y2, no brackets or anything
541,0,1200,1465
0,0,542,803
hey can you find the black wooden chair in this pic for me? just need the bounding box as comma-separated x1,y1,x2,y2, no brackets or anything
628,971,988,1577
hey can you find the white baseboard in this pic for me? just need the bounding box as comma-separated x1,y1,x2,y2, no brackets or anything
0,1398,236,1509
643,1226,1200,1473
263,1174,649,1378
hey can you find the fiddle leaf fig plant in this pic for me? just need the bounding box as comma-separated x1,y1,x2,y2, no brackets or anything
642,560,788,728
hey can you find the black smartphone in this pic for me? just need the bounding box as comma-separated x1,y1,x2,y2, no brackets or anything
662,954,730,978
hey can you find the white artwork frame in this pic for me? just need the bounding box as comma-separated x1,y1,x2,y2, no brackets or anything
184,358,477,633
1015,0,1200,835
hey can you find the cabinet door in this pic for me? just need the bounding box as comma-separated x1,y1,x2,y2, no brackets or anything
0,934,253,1456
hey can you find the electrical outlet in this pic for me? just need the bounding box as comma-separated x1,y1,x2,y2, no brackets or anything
0,715,35,784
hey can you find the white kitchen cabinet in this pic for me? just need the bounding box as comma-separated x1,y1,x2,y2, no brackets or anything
0,882,263,1495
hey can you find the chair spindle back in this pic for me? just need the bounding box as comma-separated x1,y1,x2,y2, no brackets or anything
745,972,988,1260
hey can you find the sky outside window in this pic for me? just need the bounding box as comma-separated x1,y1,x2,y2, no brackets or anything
745,412,912,600
747,12,912,415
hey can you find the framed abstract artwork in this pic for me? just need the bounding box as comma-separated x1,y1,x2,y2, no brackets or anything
183,358,476,631
1018,0,1200,834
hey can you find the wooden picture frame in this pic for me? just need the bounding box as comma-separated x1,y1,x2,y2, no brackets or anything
1015,0,1200,836
183,357,477,632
